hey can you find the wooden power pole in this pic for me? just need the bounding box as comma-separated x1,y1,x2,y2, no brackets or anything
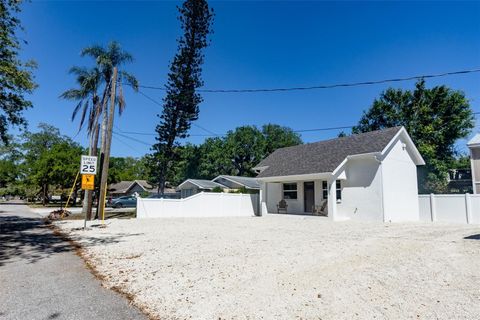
97,66,118,219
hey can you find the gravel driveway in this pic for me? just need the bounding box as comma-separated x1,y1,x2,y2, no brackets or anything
57,215,480,320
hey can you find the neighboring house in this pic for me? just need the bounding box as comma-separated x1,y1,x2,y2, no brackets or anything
253,127,425,222
447,168,472,194
212,175,260,191
177,176,260,198
177,179,226,198
108,180,155,197
468,133,480,194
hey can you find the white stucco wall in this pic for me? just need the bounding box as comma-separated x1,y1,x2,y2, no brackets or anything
265,183,282,213
381,138,420,222
336,158,384,221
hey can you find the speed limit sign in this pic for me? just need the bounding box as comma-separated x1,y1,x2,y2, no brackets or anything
80,155,98,175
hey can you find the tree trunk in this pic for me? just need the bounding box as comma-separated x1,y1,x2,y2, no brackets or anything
97,67,117,220
42,183,49,206
81,128,94,218
95,92,109,219
87,122,100,219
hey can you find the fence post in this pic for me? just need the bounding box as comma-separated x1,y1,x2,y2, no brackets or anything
465,193,472,224
430,193,436,222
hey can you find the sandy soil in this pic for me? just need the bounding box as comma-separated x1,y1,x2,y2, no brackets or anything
56,216,480,320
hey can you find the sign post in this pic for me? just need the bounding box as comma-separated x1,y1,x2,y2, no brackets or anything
81,155,98,229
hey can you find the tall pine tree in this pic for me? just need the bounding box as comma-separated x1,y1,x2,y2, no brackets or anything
150,0,214,193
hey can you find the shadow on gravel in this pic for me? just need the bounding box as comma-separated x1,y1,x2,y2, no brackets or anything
0,215,140,267
464,234,480,240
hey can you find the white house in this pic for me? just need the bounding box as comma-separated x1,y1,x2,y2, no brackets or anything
467,133,480,194
253,126,425,222
177,175,260,198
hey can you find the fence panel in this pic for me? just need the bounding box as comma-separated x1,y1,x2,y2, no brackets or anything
137,192,259,219
418,195,432,222
418,194,480,224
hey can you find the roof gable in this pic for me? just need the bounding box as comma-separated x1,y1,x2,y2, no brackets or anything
213,175,260,189
177,179,225,190
468,133,480,148
255,127,405,178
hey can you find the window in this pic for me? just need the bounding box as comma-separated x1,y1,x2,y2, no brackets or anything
336,180,342,201
322,181,342,200
283,183,297,199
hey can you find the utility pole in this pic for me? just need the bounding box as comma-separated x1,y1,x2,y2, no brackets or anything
97,67,117,219
82,122,100,220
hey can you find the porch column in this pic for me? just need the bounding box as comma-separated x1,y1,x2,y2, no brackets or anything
260,182,268,216
327,178,337,220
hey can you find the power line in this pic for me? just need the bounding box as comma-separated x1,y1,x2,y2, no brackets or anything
136,89,220,136
112,133,142,153
113,111,480,140
131,68,480,93
113,130,153,146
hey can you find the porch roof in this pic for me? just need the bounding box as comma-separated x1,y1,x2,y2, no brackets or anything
254,127,402,178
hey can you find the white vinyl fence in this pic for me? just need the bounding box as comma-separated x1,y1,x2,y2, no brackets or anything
418,194,480,224
137,192,259,218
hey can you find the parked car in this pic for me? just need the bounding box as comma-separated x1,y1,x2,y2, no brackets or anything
111,196,137,208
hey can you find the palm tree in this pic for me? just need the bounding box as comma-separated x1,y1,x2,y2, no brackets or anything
60,66,102,219
80,41,138,218
60,66,102,138
80,42,138,155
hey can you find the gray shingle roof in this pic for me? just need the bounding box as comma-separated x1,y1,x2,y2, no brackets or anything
186,179,225,189
255,127,402,178
215,175,260,189
108,181,133,193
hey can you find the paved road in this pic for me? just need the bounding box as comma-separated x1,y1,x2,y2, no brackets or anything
0,201,147,320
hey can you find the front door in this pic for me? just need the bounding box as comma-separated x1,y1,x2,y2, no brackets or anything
304,182,315,213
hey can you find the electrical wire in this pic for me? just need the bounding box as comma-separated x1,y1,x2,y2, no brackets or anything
131,68,480,93
136,89,220,136
113,112,480,139
112,133,142,153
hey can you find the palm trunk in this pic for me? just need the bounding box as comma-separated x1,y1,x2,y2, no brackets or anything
95,94,109,219
98,67,118,221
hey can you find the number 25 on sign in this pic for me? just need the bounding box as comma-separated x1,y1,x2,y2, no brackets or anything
80,155,98,175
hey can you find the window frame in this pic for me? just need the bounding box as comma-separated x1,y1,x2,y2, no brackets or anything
336,180,342,201
322,181,328,199
283,183,298,200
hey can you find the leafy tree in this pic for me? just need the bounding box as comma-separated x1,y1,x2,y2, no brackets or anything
195,124,302,179
262,124,302,155
0,0,37,143
0,137,22,189
163,144,201,186
21,123,84,205
150,0,214,194
108,156,149,184
352,79,474,193
196,137,229,178
224,126,266,176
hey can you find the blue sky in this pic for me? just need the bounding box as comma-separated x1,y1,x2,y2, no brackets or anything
18,1,480,157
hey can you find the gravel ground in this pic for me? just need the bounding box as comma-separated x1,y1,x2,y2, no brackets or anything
57,215,480,320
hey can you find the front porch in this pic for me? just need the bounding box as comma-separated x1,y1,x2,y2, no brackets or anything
259,175,342,220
